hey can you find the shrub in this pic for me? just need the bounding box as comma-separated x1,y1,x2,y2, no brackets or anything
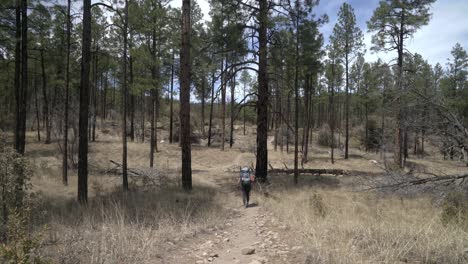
441,191,468,230
308,193,327,218
0,145,32,233
317,125,336,148
359,119,381,151
0,209,49,264
0,145,48,263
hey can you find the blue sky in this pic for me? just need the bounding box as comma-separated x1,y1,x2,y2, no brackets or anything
315,0,468,66
177,0,468,67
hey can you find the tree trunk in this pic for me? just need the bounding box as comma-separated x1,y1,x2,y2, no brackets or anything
121,0,129,191
255,0,268,182
208,71,215,147
201,77,206,137
365,100,369,152
40,50,51,144
286,92,290,153
92,46,98,142
229,74,236,148
150,90,155,167
329,64,335,164
394,12,405,168
129,55,135,142
345,52,349,159
62,0,71,186
243,82,246,136
293,13,300,185
34,77,41,142
180,0,192,190
221,58,226,151
169,50,175,144
78,0,92,204
140,90,145,142
14,0,22,154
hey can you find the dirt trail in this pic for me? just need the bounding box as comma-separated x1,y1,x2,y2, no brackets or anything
167,151,306,264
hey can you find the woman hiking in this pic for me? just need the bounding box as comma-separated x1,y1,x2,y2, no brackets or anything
239,167,255,208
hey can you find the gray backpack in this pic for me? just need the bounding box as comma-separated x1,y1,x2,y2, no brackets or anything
240,167,251,183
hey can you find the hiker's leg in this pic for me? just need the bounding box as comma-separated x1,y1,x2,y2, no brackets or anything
246,184,251,204
241,184,247,205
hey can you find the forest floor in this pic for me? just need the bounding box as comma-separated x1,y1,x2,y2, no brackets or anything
6,124,468,263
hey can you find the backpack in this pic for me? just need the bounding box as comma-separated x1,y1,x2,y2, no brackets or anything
240,167,253,183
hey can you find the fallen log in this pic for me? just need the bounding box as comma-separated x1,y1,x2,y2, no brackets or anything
109,160,145,177
268,168,346,175
363,173,468,191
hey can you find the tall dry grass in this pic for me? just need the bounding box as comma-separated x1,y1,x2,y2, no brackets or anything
261,187,467,263
34,184,231,263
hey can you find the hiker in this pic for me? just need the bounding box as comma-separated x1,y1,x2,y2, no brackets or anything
239,167,254,208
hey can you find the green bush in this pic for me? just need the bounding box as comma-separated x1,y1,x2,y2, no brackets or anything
317,125,337,148
441,191,468,230
0,209,49,264
360,119,381,151
0,145,48,263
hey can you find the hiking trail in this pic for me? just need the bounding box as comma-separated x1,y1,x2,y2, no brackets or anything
163,151,307,264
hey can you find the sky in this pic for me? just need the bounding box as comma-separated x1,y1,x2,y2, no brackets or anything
171,0,468,67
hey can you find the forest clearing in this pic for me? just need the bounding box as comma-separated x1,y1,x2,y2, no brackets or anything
1,0,467,263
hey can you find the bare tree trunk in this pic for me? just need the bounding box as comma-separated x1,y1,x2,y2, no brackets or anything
140,90,145,142
92,46,98,142
34,77,41,142
365,100,368,152
286,92,290,153
121,0,129,191
345,52,350,159
14,0,22,153
129,55,135,142
221,58,226,151
293,12,300,185
329,64,335,164
208,71,215,147
229,74,236,148
62,0,71,186
102,72,107,121
150,90,155,167
40,50,51,144
394,13,405,168
255,0,269,182
243,82,246,136
78,0,92,204
169,50,175,144
180,0,192,190
201,77,206,137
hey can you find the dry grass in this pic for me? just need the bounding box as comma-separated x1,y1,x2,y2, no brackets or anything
34,183,231,263
260,186,468,263
3,126,467,263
